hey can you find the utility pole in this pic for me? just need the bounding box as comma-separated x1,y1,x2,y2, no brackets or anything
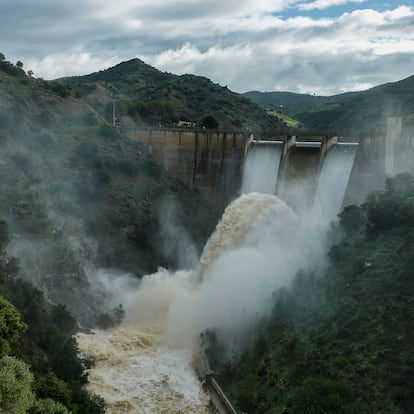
112,100,116,126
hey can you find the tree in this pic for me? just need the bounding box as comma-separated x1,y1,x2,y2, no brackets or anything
0,53,5,61
201,115,219,129
29,398,70,414
366,173,414,236
34,372,71,407
0,295,26,356
0,220,8,245
16,61,23,69
0,356,35,414
51,304,76,333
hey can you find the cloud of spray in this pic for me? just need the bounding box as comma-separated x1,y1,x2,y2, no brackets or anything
0,107,147,327
120,192,331,354
3,139,139,327
156,195,199,270
8,222,140,327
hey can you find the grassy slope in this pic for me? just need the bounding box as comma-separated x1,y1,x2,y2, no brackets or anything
218,174,414,414
265,109,306,130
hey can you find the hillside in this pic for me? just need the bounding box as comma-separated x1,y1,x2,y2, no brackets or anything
213,174,414,413
243,91,332,117
2,52,414,413
0,228,105,413
244,75,414,132
61,58,286,130
0,54,219,326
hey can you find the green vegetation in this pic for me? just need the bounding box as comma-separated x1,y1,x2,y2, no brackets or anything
0,54,26,78
0,221,105,413
244,75,414,132
201,115,219,129
243,90,332,118
62,59,286,130
0,355,35,413
0,295,26,356
215,174,414,413
265,109,305,130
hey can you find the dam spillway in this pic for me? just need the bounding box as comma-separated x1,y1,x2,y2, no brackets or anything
241,140,283,195
312,142,359,223
241,139,359,221
277,141,322,214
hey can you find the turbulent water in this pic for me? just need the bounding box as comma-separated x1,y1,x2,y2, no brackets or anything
76,141,356,411
76,268,208,413
196,192,296,283
76,327,207,414
76,193,299,412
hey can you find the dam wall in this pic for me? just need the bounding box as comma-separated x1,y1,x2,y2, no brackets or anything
124,127,250,206
345,117,414,205
122,118,413,209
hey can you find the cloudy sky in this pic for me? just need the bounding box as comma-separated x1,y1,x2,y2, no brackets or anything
1,0,413,95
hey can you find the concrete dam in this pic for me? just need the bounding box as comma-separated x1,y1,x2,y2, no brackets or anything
125,127,249,206
123,117,413,210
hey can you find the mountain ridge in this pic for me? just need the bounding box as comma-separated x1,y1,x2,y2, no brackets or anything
61,58,286,130
243,74,414,131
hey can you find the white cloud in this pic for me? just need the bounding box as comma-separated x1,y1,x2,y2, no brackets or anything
26,52,121,80
0,1,412,94
136,5,414,94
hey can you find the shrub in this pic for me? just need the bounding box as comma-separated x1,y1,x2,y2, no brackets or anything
29,398,69,414
0,356,35,413
0,296,27,356
201,115,219,129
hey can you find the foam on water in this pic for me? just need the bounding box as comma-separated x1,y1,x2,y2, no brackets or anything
76,327,208,414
